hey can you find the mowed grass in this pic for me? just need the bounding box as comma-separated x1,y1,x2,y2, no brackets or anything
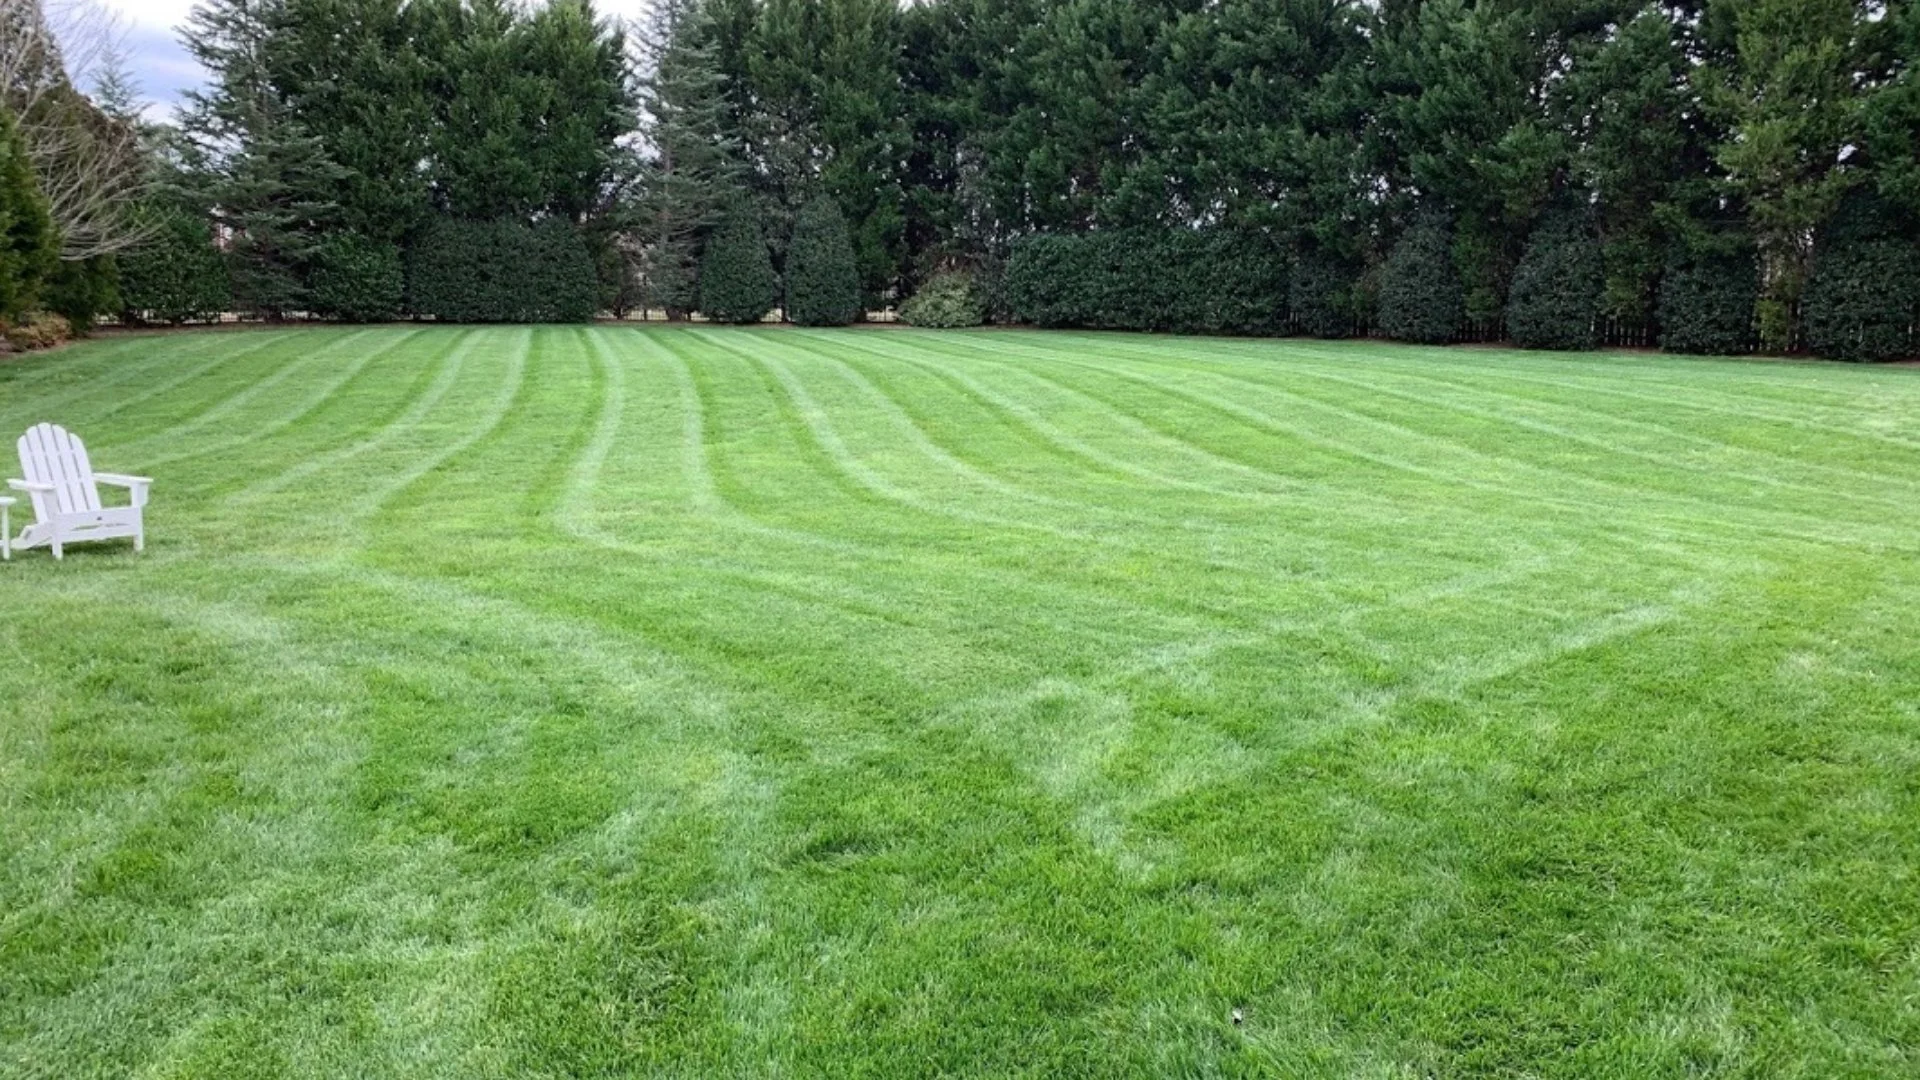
1,325,1918,1078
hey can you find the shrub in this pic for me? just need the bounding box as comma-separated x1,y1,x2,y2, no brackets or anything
408,217,598,323
523,217,600,323
118,208,232,324
1377,215,1463,344
698,204,776,324
1289,248,1359,339
1507,209,1603,350
1658,245,1757,355
786,196,861,326
899,269,985,328
4,311,70,351
43,256,119,334
312,233,404,322
1003,228,1287,334
1802,196,1920,362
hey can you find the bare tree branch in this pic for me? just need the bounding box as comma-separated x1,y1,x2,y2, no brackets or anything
0,0,153,260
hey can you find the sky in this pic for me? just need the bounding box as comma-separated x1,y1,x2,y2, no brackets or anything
89,0,653,120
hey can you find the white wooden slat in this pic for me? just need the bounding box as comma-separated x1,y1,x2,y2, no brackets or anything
21,424,59,516
20,423,102,515
58,425,102,512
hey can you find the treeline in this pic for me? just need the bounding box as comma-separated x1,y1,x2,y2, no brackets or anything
20,0,1920,361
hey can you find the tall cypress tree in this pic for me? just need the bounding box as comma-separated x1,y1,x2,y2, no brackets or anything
785,195,860,325
698,201,776,323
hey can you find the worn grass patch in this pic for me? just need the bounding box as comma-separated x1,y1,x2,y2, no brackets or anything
2,325,1917,1077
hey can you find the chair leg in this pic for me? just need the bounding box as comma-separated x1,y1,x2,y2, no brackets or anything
49,521,61,561
134,520,144,553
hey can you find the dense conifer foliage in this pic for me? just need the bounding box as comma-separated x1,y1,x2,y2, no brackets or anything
6,0,1914,355
698,202,777,323
784,196,861,326
1507,209,1605,351
1378,215,1465,345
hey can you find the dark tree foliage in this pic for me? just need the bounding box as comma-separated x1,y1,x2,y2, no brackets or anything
1003,229,1287,334
43,257,119,334
1377,214,1464,344
1802,195,1920,362
408,217,598,323
311,233,405,322
1507,207,1604,350
785,195,861,326
698,203,776,323
268,0,433,245
0,106,55,323
1658,247,1758,355
1288,247,1359,339
898,269,985,328
631,0,745,318
117,209,232,325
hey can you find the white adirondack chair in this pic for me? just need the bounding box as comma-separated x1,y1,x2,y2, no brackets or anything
7,423,150,560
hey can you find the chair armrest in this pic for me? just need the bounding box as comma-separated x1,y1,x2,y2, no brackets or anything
7,478,54,493
93,473,151,510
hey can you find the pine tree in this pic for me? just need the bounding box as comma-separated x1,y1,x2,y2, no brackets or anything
182,0,345,318
785,195,860,325
216,114,345,318
630,0,744,318
698,201,775,323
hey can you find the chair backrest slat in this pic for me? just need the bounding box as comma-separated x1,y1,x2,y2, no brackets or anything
18,422,101,516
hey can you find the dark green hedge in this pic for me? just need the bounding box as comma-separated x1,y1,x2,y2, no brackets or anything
118,208,232,324
1802,197,1919,362
408,217,598,323
1507,209,1603,350
698,204,776,324
312,233,404,323
1288,248,1359,339
1004,228,1287,335
1658,245,1757,355
1377,215,1463,344
786,196,861,326
44,256,119,334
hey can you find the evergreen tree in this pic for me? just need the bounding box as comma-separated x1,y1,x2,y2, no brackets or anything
1377,213,1463,344
182,0,345,318
0,106,55,322
630,0,744,318
1702,0,1876,351
216,115,346,317
1802,193,1920,362
415,0,632,222
698,202,775,323
118,207,231,324
1659,244,1758,355
1507,206,1604,350
785,195,861,325
1289,246,1358,339
268,0,432,244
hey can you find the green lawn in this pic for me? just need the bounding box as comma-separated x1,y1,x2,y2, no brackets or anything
1,326,1917,1077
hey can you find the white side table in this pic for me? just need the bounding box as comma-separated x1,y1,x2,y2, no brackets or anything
0,496,13,560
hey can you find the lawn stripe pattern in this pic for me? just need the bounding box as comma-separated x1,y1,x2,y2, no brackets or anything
1,326,1917,1078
